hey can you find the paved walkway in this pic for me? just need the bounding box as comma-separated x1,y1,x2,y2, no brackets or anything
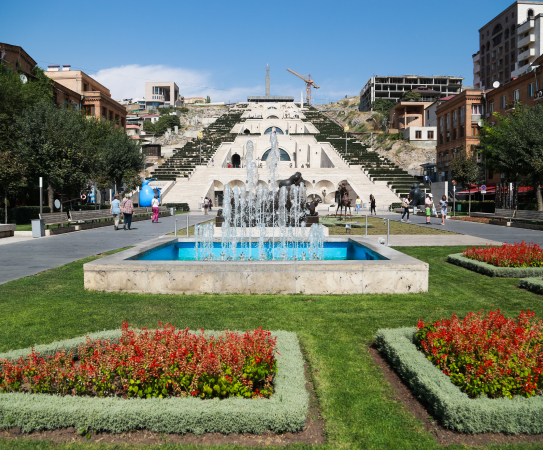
374,212,543,246
0,212,215,285
364,234,502,246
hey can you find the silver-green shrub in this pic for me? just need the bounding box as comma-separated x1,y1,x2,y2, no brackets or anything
375,327,543,434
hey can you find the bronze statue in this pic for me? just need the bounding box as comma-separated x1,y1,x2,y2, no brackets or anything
279,172,304,188
408,183,425,207
335,183,352,216
306,197,322,216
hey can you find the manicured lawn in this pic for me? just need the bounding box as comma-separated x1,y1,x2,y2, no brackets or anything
1,246,543,449
15,225,32,231
327,216,456,235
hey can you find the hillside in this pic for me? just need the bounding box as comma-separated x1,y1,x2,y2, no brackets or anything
315,98,435,173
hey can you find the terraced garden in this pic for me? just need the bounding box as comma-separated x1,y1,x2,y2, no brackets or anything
152,110,245,181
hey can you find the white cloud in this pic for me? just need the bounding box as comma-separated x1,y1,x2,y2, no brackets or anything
91,64,269,103
91,64,213,100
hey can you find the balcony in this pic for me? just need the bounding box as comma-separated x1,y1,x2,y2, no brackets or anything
518,19,535,34
518,34,536,47
518,47,536,62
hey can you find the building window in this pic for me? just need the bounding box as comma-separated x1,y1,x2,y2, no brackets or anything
472,104,483,115
489,102,494,114
415,130,422,139
472,126,480,136
439,117,443,131
529,83,534,98
460,106,465,124
428,130,434,139
446,114,450,129
501,95,506,108
460,126,465,138
514,89,520,102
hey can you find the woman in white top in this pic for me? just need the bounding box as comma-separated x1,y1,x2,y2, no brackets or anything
439,195,448,226
151,195,160,223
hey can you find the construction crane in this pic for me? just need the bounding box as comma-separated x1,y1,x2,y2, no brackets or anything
286,68,320,105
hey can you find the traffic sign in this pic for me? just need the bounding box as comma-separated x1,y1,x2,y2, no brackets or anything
481,185,487,191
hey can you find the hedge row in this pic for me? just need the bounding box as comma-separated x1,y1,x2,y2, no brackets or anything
165,203,190,212
0,329,307,434
0,206,51,224
447,253,543,278
375,327,543,434
454,201,495,213
519,277,543,295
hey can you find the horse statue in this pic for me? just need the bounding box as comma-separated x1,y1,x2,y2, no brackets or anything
279,172,304,188
335,183,352,217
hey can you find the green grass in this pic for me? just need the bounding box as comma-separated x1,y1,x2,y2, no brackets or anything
1,246,543,449
15,224,32,231
327,217,456,235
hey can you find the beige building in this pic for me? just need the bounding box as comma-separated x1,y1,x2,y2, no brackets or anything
475,1,543,89
45,66,126,128
144,82,182,110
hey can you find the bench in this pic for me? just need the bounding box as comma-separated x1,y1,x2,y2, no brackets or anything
39,212,71,229
70,209,113,230
471,208,514,220
511,210,543,223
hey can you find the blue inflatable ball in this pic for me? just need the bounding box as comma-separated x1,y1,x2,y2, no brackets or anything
140,179,161,207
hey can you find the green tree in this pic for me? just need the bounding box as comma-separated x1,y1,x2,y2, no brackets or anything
206,96,211,104
449,147,484,215
143,120,156,134
0,65,53,214
179,107,189,114
15,101,96,209
479,104,543,210
97,129,144,193
371,99,396,115
401,91,422,102
155,114,181,135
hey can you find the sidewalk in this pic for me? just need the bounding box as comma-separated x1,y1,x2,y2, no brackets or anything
0,212,214,285
376,211,543,246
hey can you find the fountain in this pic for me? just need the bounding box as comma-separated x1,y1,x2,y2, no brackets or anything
196,134,324,261
84,134,429,295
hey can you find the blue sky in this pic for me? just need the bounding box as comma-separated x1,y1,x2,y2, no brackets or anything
3,0,518,103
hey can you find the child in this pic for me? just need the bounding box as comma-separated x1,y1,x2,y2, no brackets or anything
439,195,448,226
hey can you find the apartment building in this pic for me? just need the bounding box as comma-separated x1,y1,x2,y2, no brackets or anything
474,1,543,89
45,66,126,128
435,90,484,182
359,75,463,112
1,43,82,109
389,101,437,148
144,82,182,110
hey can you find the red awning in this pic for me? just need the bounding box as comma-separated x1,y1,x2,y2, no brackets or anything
456,186,534,194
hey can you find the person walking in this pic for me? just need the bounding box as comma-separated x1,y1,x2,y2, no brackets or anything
370,195,376,215
425,193,434,224
204,197,209,215
355,196,361,215
209,198,213,211
439,195,448,226
401,194,411,223
121,194,134,230
110,194,121,230
151,194,160,223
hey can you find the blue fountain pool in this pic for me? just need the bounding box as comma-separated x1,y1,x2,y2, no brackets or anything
136,241,388,261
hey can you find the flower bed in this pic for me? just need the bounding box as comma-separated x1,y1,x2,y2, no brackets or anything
463,241,543,268
375,326,543,434
416,310,543,399
0,329,308,434
449,216,491,224
0,322,277,400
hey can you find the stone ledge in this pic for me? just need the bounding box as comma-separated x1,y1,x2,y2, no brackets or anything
0,224,15,238
84,236,428,295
